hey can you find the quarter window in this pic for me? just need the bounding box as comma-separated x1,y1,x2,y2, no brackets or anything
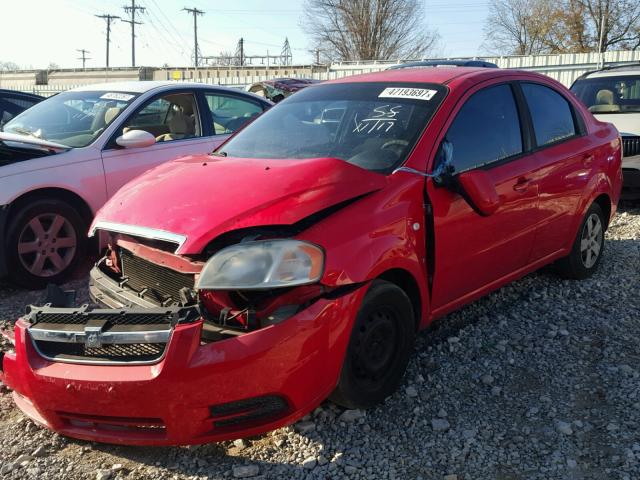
522,83,576,146
204,93,264,135
445,84,523,172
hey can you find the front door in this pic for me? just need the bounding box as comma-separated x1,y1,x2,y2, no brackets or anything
426,82,540,315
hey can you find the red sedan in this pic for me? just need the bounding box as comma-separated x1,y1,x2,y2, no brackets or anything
1,66,622,445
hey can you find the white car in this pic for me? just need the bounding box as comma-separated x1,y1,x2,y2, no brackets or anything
571,65,640,200
0,81,271,288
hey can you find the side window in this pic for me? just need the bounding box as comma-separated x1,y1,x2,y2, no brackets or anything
521,83,576,146
445,84,523,172
205,93,263,135
119,93,201,143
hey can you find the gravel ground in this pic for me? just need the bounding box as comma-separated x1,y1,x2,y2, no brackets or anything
0,204,639,480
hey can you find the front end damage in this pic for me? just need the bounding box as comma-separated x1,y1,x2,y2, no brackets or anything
0,229,367,445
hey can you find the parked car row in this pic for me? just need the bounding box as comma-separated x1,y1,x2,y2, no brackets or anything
0,64,626,446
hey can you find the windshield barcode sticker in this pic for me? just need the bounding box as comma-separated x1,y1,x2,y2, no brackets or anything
379,87,437,101
100,92,135,101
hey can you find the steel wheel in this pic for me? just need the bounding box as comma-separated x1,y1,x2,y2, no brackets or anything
580,212,603,269
330,280,415,409
351,307,399,388
17,213,77,278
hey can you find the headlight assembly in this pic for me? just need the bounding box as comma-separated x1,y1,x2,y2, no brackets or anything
196,240,324,290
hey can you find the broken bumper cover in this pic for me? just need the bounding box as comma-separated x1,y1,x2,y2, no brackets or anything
0,287,365,446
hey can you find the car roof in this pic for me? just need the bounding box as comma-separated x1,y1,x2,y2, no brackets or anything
329,67,517,86
578,64,640,79
0,89,44,100
70,81,247,94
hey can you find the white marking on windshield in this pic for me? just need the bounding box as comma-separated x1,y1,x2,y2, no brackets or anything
353,105,403,134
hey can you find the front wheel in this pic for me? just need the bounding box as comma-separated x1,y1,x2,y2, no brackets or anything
330,280,416,409
5,199,87,289
556,202,605,280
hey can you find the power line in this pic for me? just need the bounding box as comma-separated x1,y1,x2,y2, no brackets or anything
183,7,205,67
95,14,121,68
122,0,146,67
76,49,91,69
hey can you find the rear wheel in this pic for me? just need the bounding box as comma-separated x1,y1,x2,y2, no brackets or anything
330,280,416,409
5,199,87,289
556,203,605,280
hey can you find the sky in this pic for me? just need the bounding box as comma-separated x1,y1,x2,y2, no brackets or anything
0,0,490,69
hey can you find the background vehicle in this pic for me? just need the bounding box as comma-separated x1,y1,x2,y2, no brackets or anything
247,78,319,102
571,65,640,199
0,81,271,288
0,89,43,128
1,67,622,446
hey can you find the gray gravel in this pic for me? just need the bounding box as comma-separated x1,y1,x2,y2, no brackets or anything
0,204,639,480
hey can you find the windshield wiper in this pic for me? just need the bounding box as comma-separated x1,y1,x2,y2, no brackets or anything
210,150,227,157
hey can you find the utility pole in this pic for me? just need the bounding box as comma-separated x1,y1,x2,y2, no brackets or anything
281,37,292,66
77,49,91,69
598,12,606,69
122,0,145,67
183,7,204,68
95,14,120,68
239,37,244,66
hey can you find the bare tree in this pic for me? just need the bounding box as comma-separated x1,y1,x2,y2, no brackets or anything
577,0,640,51
483,0,559,55
484,0,640,55
302,0,439,62
0,61,20,71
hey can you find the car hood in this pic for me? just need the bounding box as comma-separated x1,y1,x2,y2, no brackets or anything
92,155,387,254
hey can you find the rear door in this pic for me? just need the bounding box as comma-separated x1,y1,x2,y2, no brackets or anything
101,90,215,197
519,82,594,260
200,90,267,138
426,82,540,314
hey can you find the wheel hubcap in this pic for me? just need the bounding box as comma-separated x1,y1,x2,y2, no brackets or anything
580,213,602,269
352,308,398,387
17,213,77,277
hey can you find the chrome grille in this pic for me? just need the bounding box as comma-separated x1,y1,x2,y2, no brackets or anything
622,136,640,157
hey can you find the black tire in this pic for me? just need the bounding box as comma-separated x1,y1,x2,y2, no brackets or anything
5,199,87,289
556,202,605,280
330,279,416,409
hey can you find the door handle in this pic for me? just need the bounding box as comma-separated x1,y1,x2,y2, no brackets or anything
513,177,531,192
583,154,594,167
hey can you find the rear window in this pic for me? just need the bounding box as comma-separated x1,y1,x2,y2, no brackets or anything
571,75,640,114
522,83,576,146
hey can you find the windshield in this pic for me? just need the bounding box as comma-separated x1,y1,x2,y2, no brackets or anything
2,90,138,147
571,75,640,114
220,82,446,173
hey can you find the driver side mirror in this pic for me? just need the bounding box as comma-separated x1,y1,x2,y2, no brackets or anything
457,170,502,216
116,129,156,148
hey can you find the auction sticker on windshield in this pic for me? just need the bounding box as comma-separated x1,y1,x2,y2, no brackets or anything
379,88,437,101
100,92,135,101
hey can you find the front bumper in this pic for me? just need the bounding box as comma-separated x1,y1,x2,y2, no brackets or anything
0,287,365,446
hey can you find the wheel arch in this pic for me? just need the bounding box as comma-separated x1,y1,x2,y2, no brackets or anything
6,187,95,228
592,193,612,230
377,268,422,330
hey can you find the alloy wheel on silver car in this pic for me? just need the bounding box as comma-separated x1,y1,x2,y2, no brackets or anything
17,213,77,277
580,213,603,269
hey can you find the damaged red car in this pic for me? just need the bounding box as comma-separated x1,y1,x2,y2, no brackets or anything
1,66,622,446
